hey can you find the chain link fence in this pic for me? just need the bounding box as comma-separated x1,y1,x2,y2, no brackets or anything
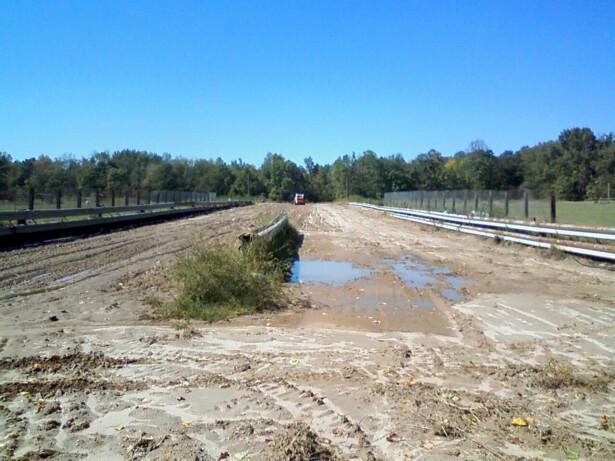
384,190,615,228
0,187,217,212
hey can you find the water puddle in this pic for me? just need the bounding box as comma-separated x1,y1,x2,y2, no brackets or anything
391,259,436,289
290,259,374,286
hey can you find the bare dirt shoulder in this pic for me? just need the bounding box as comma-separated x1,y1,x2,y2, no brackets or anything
1,203,614,460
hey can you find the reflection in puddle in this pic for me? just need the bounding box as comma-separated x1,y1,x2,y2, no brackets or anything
290,259,374,286
392,260,436,289
441,288,463,302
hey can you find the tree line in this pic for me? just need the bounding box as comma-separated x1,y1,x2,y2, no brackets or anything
0,127,613,203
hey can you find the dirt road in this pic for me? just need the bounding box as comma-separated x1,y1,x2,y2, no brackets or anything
1,203,614,460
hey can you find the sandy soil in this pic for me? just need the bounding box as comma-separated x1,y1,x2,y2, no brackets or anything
1,203,614,460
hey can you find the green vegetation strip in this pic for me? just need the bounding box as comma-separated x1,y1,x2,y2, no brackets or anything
161,216,300,322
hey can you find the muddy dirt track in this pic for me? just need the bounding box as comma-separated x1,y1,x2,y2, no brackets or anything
1,203,614,460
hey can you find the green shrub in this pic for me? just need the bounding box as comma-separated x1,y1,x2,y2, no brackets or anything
163,222,300,322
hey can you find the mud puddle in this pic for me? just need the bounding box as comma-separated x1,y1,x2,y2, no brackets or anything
289,259,374,286
277,255,474,333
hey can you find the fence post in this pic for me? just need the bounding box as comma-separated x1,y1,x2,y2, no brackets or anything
463,190,468,214
156,191,161,203
488,190,493,216
77,189,82,208
125,190,129,206
504,191,509,217
474,191,479,214
56,189,62,209
434,192,438,210
111,189,116,207
136,189,141,205
442,192,447,210
28,188,35,210
427,193,431,211
95,189,101,207
148,188,152,205
524,190,529,219
420,192,424,208
550,193,557,223
452,194,456,213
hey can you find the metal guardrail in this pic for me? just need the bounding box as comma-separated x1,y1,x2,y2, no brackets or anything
353,203,615,241
0,202,177,222
239,213,289,244
0,201,251,241
352,202,615,262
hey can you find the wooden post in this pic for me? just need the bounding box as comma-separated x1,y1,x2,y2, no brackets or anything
147,188,152,205
56,189,62,209
419,192,424,208
488,190,493,216
156,191,161,203
434,192,438,210
442,192,447,210
452,194,456,213
463,190,468,214
111,189,116,207
28,188,35,210
136,189,141,205
77,189,82,208
504,191,509,216
125,191,129,206
474,191,479,213
550,192,557,223
524,190,529,219
427,193,431,211
95,189,101,208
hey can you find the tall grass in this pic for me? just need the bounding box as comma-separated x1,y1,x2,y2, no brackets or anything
162,223,300,322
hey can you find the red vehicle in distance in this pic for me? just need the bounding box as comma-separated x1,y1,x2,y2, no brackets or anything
294,193,305,205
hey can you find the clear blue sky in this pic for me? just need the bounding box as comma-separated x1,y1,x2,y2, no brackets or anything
1,0,614,165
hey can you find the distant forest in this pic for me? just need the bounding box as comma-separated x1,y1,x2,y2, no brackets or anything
1,127,613,202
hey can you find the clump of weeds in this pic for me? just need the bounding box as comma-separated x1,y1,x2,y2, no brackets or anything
161,222,300,322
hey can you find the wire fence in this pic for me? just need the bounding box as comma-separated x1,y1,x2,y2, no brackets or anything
0,187,217,212
384,190,615,228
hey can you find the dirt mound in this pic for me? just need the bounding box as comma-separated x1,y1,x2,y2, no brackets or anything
0,377,145,398
125,433,214,461
269,422,340,461
0,352,139,373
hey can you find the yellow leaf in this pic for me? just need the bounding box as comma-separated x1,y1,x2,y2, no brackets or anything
181,420,191,428
511,417,528,427
115,424,125,431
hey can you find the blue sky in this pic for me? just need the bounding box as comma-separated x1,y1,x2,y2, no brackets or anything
1,0,614,165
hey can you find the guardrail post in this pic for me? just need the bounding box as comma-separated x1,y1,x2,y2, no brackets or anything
488,190,493,216
28,188,35,210
111,189,115,207
463,190,468,214
95,189,101,207
524,191,529,219
56,189,62,209
550,193,557,223
77,189,82,208
474,191,479,214
504,191,509,216
125,191,129,206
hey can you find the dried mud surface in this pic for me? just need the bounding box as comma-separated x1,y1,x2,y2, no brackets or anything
1,203,614,460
